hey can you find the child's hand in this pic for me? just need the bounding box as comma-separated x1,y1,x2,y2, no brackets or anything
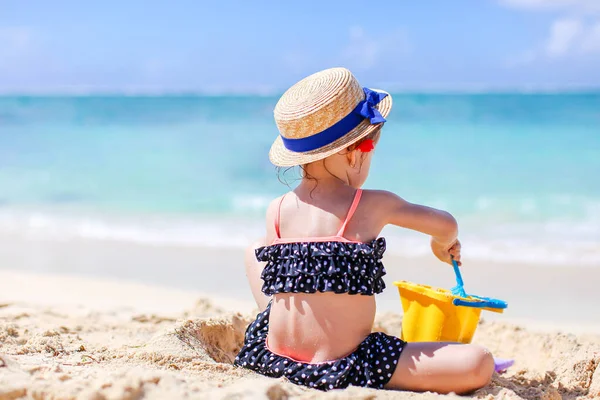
448,240,462,266
430,238,462,266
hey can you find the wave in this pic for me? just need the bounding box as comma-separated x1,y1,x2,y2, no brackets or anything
382,230,600,267
0,210,263,249
0,208,598,267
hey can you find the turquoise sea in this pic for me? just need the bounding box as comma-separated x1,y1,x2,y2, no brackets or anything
1,93,599,266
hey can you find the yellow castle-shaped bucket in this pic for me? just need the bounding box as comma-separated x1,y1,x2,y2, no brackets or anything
393,262,508,343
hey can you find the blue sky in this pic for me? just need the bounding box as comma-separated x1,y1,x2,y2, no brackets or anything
1,0,599,93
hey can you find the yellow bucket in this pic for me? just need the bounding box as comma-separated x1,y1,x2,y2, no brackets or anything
393,280,505,344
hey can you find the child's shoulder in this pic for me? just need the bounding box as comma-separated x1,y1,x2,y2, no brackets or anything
361,189,407,207
263,189,410,221
265,195,283,218
359,189,414,227
264,191,294,222
265,192,291,212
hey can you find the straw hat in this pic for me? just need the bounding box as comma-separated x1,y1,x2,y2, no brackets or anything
270,67,392,167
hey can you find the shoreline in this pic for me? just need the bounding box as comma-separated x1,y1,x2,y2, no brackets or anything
2,233,599,329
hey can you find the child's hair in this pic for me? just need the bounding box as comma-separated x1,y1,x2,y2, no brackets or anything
277,125,383,190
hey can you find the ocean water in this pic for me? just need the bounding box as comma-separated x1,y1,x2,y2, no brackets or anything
0,94,599,266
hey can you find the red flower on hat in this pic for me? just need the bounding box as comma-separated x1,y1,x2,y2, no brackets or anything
356,139,375,153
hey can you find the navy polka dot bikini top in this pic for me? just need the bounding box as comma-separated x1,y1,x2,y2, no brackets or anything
255,189,387,296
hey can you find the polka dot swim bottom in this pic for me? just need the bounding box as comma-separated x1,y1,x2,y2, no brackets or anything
234,303,406,391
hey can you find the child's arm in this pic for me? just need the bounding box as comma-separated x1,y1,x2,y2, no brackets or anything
244,237,271,311
243,197,283,311
374,190,461,265
264,196,282,244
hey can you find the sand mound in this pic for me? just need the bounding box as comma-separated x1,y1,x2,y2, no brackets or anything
127,311,253,368
173,312,252,364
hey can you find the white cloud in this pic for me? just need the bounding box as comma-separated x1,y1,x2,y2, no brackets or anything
544,17,600,56
500,0,600,59
545,18,584,56
499,0,600,14
504,7,600,66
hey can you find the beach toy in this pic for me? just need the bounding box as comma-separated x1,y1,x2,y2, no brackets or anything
393,259,507,344
494,358,515,373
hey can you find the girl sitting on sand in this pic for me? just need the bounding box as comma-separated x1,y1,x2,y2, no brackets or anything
234,67,495,394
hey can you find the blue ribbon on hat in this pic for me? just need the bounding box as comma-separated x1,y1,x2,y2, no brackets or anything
280,87,388,153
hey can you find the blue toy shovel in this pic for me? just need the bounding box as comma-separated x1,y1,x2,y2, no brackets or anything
450,259,508,310
450,258,513,373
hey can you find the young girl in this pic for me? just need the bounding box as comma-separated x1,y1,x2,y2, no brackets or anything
234,67,495,394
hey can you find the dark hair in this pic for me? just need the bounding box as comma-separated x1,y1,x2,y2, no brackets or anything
276,125,383,192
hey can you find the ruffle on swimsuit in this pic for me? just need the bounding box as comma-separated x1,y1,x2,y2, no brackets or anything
256,238,387,296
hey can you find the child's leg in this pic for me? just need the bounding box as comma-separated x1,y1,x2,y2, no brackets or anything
244,238,271,311
385,342,494,394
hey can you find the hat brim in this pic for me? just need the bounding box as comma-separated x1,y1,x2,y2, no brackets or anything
268,89,393,167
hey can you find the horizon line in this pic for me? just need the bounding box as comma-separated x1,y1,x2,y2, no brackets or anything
1,85,600,96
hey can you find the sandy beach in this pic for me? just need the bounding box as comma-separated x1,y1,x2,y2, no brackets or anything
3,1,600,397
1,235,600,399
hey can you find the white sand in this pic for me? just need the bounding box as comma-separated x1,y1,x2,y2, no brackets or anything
1,268,600,400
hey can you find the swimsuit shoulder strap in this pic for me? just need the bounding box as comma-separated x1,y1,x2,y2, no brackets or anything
336,189,363,237
274,194,288,239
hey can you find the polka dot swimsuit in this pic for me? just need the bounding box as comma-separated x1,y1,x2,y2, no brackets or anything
234,190,406,391
257,238,387,296
235,302,405,390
